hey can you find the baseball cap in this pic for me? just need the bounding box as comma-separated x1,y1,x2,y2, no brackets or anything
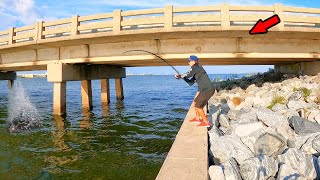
188,55,198,62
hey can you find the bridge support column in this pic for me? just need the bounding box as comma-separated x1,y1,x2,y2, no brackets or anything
275,61,320,76
47,63,126,116
115,78,124,100
53,82,66,116
0,71,16,90
81,80,93,111
8,80,14,90
101,79,110,106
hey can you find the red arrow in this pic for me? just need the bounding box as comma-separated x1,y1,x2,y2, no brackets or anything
249,14,281,35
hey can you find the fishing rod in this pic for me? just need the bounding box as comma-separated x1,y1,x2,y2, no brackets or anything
122,49,181,74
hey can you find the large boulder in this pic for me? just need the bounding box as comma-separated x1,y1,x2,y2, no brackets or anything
254,132,287,158
289,116,320,135
234,122,264,138
287,100,308,111
210,135,254,164
257,108,295,141
209,165,225,180
277,148,317,180
222,158,242,180
256,108,288,127
240,155,278,180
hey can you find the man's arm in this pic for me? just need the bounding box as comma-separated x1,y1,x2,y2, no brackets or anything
183,76,196,86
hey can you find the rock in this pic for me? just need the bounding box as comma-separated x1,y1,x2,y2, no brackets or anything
288,91,303,101
307,110,320,122
287,100,308,111
210,135,254,164
212,110,221,127
277,148,317,180
253,97,267,107
288,133,320,155
289,116,320,135
244,96,255,107
254,132,287,157
315,114,320,124
312,135,320,154
256,108,288,127
240,155,278,180
219,114,230,128
227,110,239,121
271,103,288,113
222,158,242,180
232,97,242,107
208,126,223,140
209,165,225,180
234,122,264,138
282,109,300,120
238,108,258,124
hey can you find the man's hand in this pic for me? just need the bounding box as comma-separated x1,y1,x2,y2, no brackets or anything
175,74,181,79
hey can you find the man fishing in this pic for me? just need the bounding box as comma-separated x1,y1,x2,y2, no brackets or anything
175,55,214,127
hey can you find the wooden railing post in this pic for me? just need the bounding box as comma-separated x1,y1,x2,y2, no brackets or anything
164,5,173,30
221,4,230,30
8,27,15,45
71,15,79,36
113,9,122,33
274,4,285,31
34,21,44,43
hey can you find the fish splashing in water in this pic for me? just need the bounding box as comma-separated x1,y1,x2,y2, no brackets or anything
7,81,41,132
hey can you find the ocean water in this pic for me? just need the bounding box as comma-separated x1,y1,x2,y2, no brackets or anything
0,74,245,179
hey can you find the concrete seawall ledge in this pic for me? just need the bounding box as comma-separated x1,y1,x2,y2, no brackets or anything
156,103,208,180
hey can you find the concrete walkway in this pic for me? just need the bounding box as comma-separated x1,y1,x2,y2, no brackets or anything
156,103,208,180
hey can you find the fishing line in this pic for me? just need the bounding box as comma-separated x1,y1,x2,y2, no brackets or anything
122,49,181,74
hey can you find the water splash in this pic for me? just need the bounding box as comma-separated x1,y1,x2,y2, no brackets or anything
7,81,41,132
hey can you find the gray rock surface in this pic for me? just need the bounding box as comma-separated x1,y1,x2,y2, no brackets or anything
287,100,308,110
222,158,242,180
277,148,317,180
219,114,230,128
210,135,254,164
209,165,225,180
289,116,320,135
254,132,287,157
256,108,288,127
240,155,278,180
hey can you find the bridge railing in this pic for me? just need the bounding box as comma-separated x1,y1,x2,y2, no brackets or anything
0,4,319,47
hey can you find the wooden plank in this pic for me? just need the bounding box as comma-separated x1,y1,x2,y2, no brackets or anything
78,21,113,31
229,5,274,12
283,6,320,14
14,25,35,33
122,8,163,16
230,14,272,22
173,14,221,23
121,16,164,26
43,18,71,27
283,15,320,24
78,13,114,22
173,6,221,13
42,27,71,35
13,32,34,40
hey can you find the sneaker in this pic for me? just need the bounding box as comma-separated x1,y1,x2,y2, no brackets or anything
189,118,202,122
198,121,211,127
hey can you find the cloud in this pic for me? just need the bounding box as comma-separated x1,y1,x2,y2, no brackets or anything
13,0,38,24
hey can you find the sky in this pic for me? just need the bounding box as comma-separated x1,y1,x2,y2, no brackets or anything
1,0,319,74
